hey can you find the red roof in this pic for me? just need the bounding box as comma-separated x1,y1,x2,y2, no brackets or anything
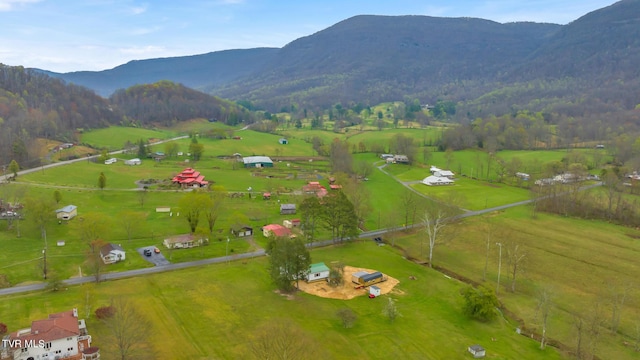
9,309,80,348
172,168,208,186
263,224,291,237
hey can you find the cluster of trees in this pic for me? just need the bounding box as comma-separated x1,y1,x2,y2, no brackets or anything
299,191,359,243
110,81,256,127
0,65,119,167
177,188,225,234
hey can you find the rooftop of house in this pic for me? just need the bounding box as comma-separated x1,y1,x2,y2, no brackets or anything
9,309,81,348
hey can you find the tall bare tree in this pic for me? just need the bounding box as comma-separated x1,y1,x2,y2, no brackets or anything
102,297,153,360
505,240,527,293
204,185,226,234
249,319,326,360
536,287,553,350
119,210,146,243
422,208,449,268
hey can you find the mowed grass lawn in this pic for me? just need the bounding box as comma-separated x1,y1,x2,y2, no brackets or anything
0,242,565,360
80,127,179,150
395,206,640,360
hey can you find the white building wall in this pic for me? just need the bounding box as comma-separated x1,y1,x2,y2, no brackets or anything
13,336,78,360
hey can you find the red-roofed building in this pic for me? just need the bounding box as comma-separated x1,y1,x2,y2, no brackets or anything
302,181,328,198
0,308,97,360
262,224,292,238
171,168,209,188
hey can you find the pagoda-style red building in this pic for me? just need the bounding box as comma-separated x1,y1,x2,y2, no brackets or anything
172,168,209,188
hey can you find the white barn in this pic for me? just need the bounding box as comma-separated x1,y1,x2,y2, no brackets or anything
422,176,454,186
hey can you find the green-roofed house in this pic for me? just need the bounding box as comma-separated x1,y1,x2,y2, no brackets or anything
306,262,330,282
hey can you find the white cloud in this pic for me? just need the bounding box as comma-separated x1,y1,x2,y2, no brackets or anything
129,4,147,15
0,0,41,12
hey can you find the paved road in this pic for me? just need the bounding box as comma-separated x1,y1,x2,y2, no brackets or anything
0,151,603,297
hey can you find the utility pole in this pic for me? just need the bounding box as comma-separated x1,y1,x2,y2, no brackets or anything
226,237,230,264
43,248,47,280
496,242,503,294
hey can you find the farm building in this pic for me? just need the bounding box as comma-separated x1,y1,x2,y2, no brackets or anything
302,181,328,198
283,219,301,229
230,224,253,237
306,262,330,282
468,345,486,358
262,224,291,238
393,155,409,164
352,271,386,286
278,138,288,145
55,205,77,220
100,243,126,264
422,175,454,186
163,234,206,249
380,154,394,160
243,156,273,168
172,168,209,188
280,203,296,215
125,158,142,165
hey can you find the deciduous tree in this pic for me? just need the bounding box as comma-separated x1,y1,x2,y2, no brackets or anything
102,297,153,360
98,172,106,190
461,284,499,322
178,191,208,233
321,191,358,243
266,237,311,293
8,159,19,178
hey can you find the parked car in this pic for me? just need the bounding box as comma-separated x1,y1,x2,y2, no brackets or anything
154,247,160,254
143,249,152,257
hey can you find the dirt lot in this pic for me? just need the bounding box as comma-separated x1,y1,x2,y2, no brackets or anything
296,266,400,300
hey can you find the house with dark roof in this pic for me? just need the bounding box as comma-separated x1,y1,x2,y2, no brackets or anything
0,308,97,360
230,224,253,238
280,204,296,215
99,243,126,264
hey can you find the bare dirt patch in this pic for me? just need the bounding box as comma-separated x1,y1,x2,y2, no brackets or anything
296,266,400,300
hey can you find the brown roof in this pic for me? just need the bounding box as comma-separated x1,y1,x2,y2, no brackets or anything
165,234,199,244
9,310,79,348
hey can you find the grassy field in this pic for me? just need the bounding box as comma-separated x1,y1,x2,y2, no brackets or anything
2,122,636,359
393,205,640,360
0,242,565,360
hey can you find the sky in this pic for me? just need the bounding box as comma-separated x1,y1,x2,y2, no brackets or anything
0,0,618,73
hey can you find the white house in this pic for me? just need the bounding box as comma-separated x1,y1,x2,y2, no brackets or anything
370,285,381,297
124,158,141,165
163,234,206,249
100,243,126,264
1,308,98,360
55,205,77,220
434,170,455,178
104,158,117,165
422,175,454,186
306,262,330,282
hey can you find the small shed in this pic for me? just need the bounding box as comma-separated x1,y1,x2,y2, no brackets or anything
369,285,381,297
306,262,330,282
55,205,77,220
468,345,485,358
280,204,296,215
278,138,288,145
231,224,253,238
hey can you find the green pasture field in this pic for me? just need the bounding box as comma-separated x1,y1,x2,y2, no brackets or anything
410,178,531,211
394,206,640,360
0,242,564,360
80,127,179,150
